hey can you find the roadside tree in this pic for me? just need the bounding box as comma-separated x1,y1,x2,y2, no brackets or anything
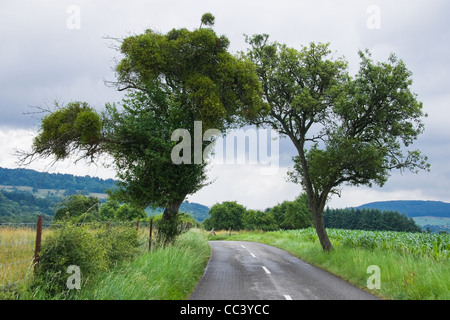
245,35,429,251
20,14,264,244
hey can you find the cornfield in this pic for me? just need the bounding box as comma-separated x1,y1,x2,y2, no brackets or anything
286,228,450,261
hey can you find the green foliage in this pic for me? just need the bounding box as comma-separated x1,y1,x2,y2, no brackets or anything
242,209,277,231
96,225,140,266
32,222,141,298
204,201,246,231
200,13,215,28
270,194,313,230
286,228,449,261
33,223,108,297
54,194,100,221
0,190,56,223
52,195,146,223
32,102,102,161
115,18,265,130
111,202,146,221
204,195,313,231
104,92,208,210
155,213,182,247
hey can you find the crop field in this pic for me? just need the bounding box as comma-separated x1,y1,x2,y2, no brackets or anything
285,227,449,261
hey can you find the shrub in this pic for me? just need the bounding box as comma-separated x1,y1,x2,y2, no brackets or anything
33,223,108,297
96,225,140,266
32,222,142,297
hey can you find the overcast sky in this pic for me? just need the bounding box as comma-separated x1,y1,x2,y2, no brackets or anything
0,0,449,210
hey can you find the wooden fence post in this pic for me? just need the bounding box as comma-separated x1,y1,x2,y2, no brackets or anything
33,215,43,272
148,218,153,252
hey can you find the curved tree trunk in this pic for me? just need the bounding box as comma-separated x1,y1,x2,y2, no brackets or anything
311,206,333,251
296,143,334,252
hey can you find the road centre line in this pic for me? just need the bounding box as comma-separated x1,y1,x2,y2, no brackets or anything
240,244,256,257
262,266,271,274
240,246,282,297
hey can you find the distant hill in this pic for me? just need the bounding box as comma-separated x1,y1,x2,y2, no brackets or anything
145,202,210,222
0,166,210,223
180,202,210,222
0,166,116,194
357,200,450,218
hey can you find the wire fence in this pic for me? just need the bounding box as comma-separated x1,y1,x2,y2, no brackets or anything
0,217,157,290
0,222,37,289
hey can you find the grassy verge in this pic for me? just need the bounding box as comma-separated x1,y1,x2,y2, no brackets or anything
209,229,449,300
73,228,211,300
2,223,210,300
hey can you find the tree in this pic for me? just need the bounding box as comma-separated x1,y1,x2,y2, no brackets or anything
204,201,246,231
269,194,313,230
54,194,100,221
114,203,146,221
99,199,146,222
21,14,264,244
246,34,429,251
242,209,277,231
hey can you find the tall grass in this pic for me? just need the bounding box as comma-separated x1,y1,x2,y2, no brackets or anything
0,225,39,289
73,229,211,300
222,228,449,300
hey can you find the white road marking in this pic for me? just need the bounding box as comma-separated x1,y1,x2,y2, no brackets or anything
240,244,256,257
262,266,271,274
284,295,292,300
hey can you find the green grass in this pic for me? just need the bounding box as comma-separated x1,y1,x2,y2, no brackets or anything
212,228,449,300
73,228,211,300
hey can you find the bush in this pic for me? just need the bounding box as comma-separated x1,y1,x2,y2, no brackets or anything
96,225,140,266
31,222,141,298
33,223,108,297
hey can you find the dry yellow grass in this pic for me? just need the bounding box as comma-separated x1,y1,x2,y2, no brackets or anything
0,225,47,287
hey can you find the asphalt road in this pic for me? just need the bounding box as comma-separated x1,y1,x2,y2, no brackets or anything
189,241,380,300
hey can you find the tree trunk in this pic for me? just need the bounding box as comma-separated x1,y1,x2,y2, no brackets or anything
162,198,184,221
311,205,333,251
295,144,333,251
158,198,184,246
